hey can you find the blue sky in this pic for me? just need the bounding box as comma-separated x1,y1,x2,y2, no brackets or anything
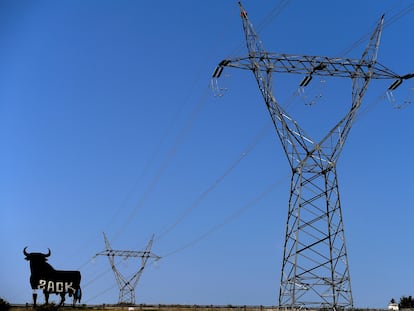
1,0,414,308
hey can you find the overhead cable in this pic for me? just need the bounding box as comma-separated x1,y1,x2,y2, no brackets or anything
161,173,289,259
156,123,273,241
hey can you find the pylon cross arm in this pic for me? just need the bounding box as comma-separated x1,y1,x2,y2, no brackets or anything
213,53,401,80
96,249,160,259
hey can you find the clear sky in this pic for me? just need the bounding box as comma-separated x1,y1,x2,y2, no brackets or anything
1,0,414,308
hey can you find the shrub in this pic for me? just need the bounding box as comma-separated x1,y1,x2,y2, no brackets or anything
0,298,11,311
400,296,414,308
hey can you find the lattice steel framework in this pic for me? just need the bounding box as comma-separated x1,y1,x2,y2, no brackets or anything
95,233,160,305
212,2,413,310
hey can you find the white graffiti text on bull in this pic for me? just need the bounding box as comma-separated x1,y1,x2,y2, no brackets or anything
38,280,75,293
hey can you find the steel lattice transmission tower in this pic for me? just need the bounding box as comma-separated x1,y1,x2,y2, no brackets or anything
212,2,413,310
95,233,161,305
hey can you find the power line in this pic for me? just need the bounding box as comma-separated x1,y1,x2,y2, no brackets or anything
155,122,272,242
161,173,288,259
87,0,293,250
111,88,210,242
338,2,414,57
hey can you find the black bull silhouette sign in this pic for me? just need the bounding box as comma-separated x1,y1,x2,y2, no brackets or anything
23,247,82,306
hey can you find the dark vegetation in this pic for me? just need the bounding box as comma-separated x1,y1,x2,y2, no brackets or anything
0,298,11,311
398,296,414,308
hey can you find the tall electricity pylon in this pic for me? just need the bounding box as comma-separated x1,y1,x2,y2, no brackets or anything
95,233,161,305
212,2,413,310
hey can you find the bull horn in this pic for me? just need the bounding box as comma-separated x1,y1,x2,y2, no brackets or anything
23,246,29,256
45,248,51,257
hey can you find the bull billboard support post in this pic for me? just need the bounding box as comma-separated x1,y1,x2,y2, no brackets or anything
23,247,82,307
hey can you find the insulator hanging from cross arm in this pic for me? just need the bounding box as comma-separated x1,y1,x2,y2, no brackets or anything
299,75,313,87
388,71,414,91
212,59,231,78
386,72,414,108
211,60,231,97
212,66,224,78
402,72,414,80
388,79,403,91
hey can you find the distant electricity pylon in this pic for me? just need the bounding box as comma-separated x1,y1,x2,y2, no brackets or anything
212,2,413,310
95,233,160,305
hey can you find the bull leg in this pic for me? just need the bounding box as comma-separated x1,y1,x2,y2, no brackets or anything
32,291,37,308
44,291,49,305
59,293,65,306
